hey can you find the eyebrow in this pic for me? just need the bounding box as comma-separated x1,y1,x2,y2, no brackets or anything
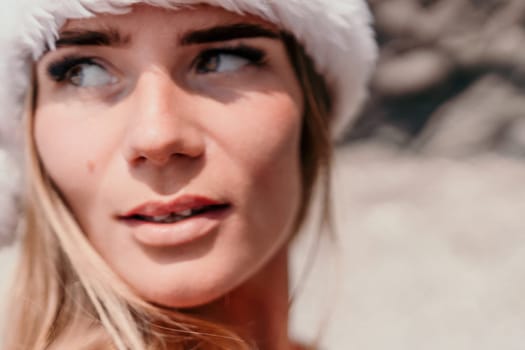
52,23,279,50
55,28,130,48
180,23,280,45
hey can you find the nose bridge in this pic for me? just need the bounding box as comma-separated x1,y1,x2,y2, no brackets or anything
123,69,204,166
135,69,178,120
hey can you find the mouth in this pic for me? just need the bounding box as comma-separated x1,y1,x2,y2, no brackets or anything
123,203,231,224
118,194,232,225
117,195,232,247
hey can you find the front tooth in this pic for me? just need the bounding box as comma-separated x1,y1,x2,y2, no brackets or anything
151,215,171,222
178,209,192,217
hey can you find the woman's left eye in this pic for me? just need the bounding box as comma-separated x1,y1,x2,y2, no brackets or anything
194,46,266,74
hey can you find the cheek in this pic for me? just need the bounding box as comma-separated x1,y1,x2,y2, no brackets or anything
214,91,302,166
214,91,304,231
35,108,83,177
33,104,117,213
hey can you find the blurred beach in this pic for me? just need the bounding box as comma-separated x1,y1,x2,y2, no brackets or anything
289,145,525,349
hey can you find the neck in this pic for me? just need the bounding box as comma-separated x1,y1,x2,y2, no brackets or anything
193,247,293,350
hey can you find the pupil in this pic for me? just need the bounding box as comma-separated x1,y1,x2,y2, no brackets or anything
69,66,84,85
205,55,220,72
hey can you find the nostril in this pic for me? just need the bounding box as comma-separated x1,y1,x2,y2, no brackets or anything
128,154,160,167
122,115,205,166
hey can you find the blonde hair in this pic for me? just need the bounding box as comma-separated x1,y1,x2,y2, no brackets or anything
3,34,333,350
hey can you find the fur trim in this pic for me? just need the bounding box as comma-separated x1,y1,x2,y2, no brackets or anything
0,0,377,246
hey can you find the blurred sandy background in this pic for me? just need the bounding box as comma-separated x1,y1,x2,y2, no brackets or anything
290,0,525,348
2,0,525,348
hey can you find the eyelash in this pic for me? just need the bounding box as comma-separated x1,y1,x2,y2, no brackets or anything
46,44,267,83
193,45,267,73
47,56,100,82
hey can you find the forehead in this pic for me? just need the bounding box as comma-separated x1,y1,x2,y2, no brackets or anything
60,4,278,39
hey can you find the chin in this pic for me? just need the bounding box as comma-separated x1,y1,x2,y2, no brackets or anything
120,250,257,309
141,282,231,309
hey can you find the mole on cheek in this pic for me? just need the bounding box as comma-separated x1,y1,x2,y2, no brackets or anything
87,161,96,173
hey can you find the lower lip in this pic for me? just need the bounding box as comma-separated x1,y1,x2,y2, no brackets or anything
119,206,232,247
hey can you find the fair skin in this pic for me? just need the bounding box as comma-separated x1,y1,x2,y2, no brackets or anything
34,4,304,350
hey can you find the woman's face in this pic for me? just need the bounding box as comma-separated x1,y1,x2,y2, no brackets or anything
34,5,303,307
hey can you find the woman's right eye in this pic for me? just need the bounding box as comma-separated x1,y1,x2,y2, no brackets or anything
67,63,117,87
47,57,117,88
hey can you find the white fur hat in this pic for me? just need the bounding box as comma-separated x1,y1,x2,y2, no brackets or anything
0,0,377,247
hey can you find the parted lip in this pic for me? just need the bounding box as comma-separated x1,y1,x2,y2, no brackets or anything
117,195,227,218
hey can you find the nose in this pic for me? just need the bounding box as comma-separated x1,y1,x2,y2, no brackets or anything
122,69,205,167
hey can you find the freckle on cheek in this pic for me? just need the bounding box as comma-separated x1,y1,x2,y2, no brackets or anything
87,161,96,173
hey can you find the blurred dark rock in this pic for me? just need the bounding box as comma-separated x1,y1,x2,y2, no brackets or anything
375,49,453,96
347,0,525,158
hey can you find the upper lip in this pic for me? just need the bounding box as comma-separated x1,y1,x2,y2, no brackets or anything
118,195,226,218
